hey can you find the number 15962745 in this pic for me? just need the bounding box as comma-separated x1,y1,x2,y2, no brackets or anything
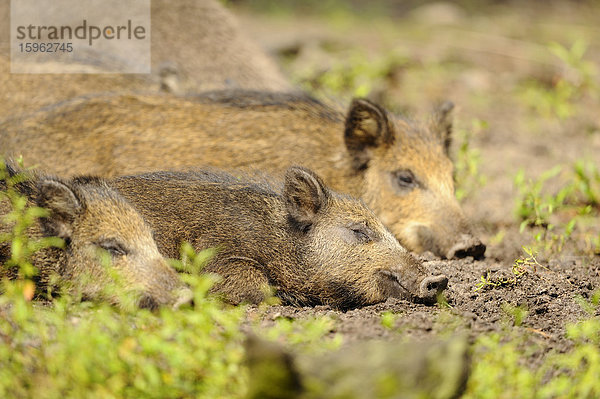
18,42,73,53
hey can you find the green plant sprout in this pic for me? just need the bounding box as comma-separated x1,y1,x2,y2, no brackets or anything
518,39,597,120
475,247,547,292
380,310,398,330
295,49,408,100
515,160,599,255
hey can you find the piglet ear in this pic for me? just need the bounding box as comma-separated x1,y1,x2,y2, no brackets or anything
344,98,395,170
37,179,83,240
284,166,329,231
433,101,454,154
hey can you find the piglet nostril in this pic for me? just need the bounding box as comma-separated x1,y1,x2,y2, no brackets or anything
447,235,486,260
419,274,448,303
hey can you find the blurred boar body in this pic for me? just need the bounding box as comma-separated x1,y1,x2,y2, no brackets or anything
0,0,289,119
0,90,484,259
245,334,470,399
110,167,448,309
0,163,191,309
150,0,290,92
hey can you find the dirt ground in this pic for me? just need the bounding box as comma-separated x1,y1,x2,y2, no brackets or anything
236,0,600,357
247,254,600,357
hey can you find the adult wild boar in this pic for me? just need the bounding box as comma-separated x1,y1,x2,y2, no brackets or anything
0,163,191,309
110,167,448,309
0,90,485,259
0,0,289,120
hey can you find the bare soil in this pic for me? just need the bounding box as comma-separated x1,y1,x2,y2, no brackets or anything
247,254,600,354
